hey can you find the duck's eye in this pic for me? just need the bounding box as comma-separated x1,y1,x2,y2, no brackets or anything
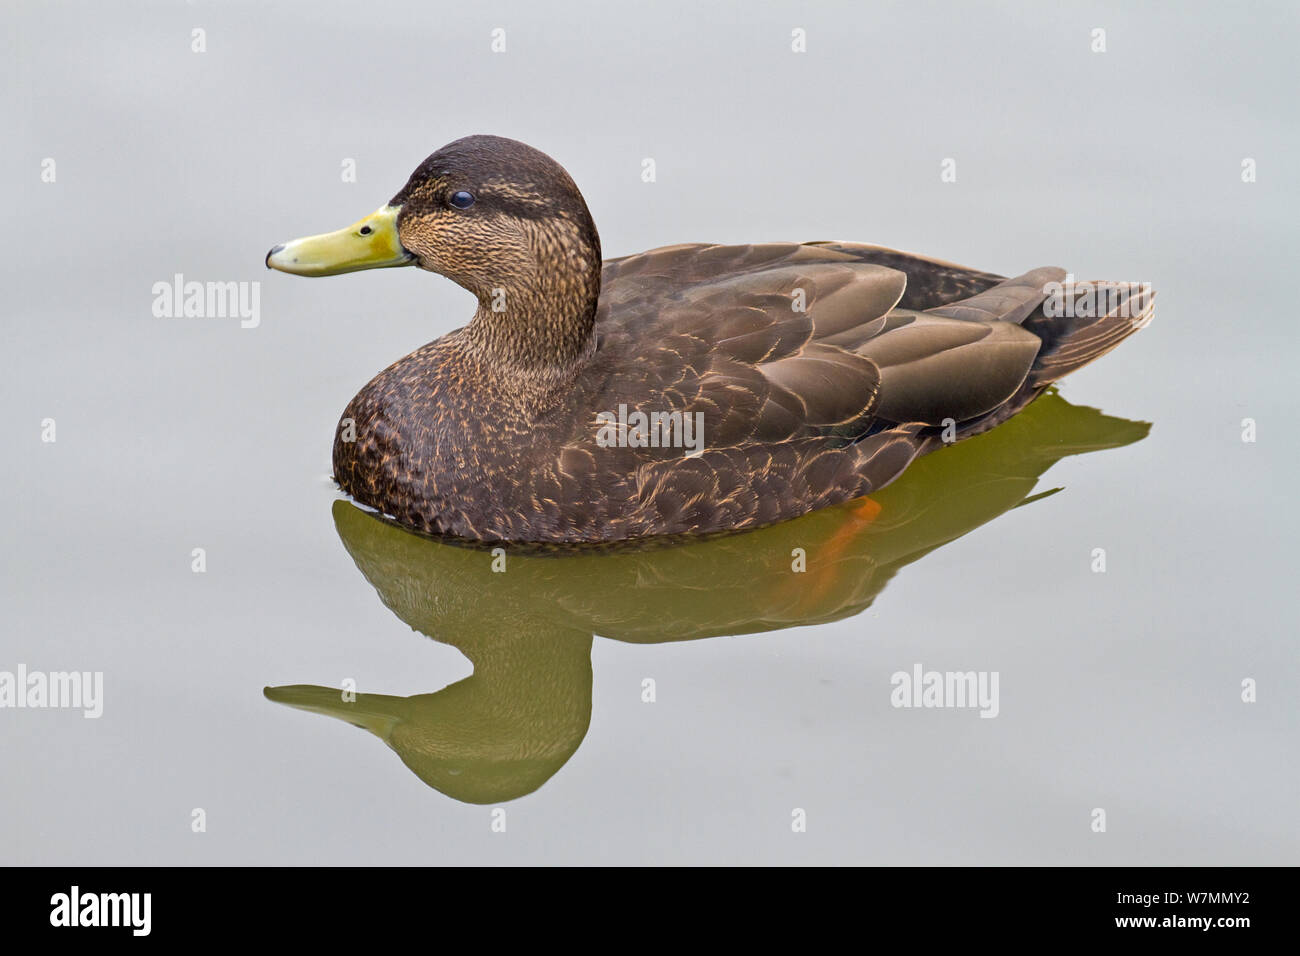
449,190,476,209
359,225,372,235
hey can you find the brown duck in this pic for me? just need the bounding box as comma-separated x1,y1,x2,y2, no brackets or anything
266,134,1151,544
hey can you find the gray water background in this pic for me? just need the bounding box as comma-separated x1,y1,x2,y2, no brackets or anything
2,0,1297,864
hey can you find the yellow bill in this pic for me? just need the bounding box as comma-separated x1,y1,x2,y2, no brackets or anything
265,204,413,276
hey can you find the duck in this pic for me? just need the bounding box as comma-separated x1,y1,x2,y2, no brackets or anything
266,134,1151,544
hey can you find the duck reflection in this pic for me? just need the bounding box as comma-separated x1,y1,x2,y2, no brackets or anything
266,390,1147,804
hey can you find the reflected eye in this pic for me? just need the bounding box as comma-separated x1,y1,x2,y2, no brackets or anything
449,190,475,209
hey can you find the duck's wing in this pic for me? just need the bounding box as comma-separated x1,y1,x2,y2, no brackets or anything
563,245,1118,538
596,244,1056,444
599,247,895,446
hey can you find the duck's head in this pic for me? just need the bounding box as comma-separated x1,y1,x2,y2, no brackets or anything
266,135,602,366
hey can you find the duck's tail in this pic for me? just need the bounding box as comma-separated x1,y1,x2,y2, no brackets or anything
1022,278,1154,388
941,275,1153,442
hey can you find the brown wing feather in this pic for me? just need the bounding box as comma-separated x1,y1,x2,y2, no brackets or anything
928,266,1065,325
593,244,914,446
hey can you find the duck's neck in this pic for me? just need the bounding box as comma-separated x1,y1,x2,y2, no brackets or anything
462,228,602,384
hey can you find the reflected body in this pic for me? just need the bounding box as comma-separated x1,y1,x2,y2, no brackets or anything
267,392,1148,804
